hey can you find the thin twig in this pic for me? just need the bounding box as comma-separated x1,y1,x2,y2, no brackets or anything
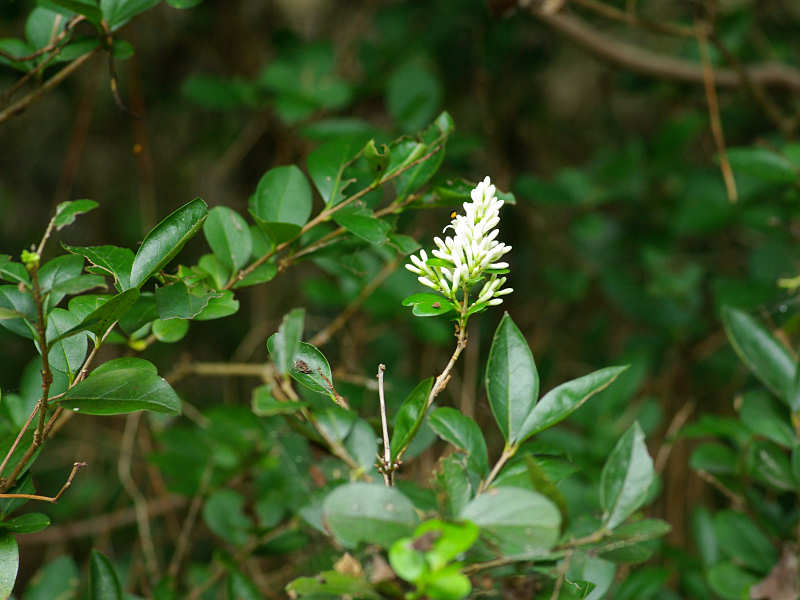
376,364,392,486
0,404,39,479
550,550,574,600
655,401,695,473
695,22,737,203
478,445,516,494
0,49,99,125
572,0,699,38
118,413,160,581
310,256,403,347
0,461,86,503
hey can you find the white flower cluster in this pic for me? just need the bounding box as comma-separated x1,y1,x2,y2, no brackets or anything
405,176,512,307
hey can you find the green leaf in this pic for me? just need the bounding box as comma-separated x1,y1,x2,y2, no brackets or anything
165,0,202,7
739,391,795,448
0,513,50,534
46,308,88,377
0,285,36,339
307,139,359,205
714,510,776,573
429,407,488,476
0,256,30,286
323,483,418,548
89,549,122,600
746,439,794,491
203,489,252,546
54,199,98,230
51,288,139,344
58,361,181,415
437,454,474,517
197,254,229,289
415,519,479,570
614,566,669,600
402,292,455,317
600,422,655,529
271,308,305,375
231,262,277,289
707,561,759,600
388,539,427,582
286,571,381,599
459,486,560,557
722,306,795,407
486,313,539,445
523,454,567,519
151,318,189,343
0,533,18,600
203,206,252,271
420,564,471,600
345,419,378,472
566,552,616,600
129,198,208,288
39,0,103,24
692,507,719,568
727,147,798,183
516,365,628,443
689,443,738,475
155,281,220,320
23,555,79,600
390,377,433,459
332,206,391,245
0,307,23,320
100,0,160,31
386,60,443,133
64,244,135,290
49,274,105,297
248,165,312,243
266,336,336,398
193,289,239,320
39,254,84,295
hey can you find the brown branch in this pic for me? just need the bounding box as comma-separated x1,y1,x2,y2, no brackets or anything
572,0,698,38
529,9,800,91
0,48,100,125
695,23,738,203
0,461,86,503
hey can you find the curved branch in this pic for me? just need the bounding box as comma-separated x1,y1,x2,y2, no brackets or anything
530,9,800,91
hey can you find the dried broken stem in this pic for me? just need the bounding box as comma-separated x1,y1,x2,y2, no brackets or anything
0,461,86,503
376,364,393,486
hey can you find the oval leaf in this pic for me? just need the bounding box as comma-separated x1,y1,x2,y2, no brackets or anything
459,487,560,557
129,198,208,288
429,407,488,476
58,363,181,415
323,482,418,548
722,306,795,408
267,336,336,398
248,165,312,242
0,533,18,599
485,313,538,445
203,206,252,271
54,199,98,230
390,377,433,460
600,422,655,529
270,308,305,375
517,366,629,442
89,549,122,600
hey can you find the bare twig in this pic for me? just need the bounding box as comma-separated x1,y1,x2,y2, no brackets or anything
478,445,516,493
118,413,160,580
0,49,100,125
376,364,392,486
0,404,39,479
572,0,698,38
529,9,800,91
655,401,695,473
695,23,737,203
550,550,574,600
0,461,86,503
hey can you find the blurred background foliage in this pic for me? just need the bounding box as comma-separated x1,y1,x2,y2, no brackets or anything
2,0,800,597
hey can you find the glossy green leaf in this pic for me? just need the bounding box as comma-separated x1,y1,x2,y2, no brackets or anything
420,564,471,600
0,285,36,339
0,533,18,600
332,206,391,245
394,112,452,198
155,281,220,320
54,199,98,230
402,293,455,317
89,549,122,600
390,377,433,459
722,306,796,408
49,274,105,297
286,571,381,599
271,308,305,375
600,422,655,529
248,165,312,243
414,519,479,570
129,198,208,288
322,482,418,548
523,454,567,519
231,262,277,289
0,513,50,534
714,510,776,573
746,439,794,491
429,407,488,476
38,254,84,295
459,486,560,557
58,362,181,415
23,555,79,600
193,290,239,320
203,206,252,271
203,489,252,546
307,139,359,205
266,336,335,397
64,245,134,290
45,308,87,377
389,538,427,582
517,365,628,442
197,254,229,289
739,391,795,448
100,0,160,31
485,313,539,445
52,288,139,344
566,552,616,600
151,318,189,343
